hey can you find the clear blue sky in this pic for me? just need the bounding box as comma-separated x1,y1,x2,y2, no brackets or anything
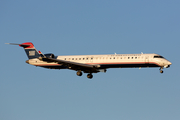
1,0,180,120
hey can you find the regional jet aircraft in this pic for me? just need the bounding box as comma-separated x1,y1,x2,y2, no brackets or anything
6,42,172,79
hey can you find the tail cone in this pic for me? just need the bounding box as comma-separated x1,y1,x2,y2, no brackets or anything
26,60,29,64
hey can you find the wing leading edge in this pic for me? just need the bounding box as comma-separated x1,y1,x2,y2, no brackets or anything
39,57,101,73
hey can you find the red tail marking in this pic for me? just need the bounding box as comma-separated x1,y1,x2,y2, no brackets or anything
19,42,35,48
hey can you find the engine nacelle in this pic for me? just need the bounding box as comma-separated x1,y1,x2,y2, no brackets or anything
44,53,55,58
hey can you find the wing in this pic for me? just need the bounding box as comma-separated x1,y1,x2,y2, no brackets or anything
39,57,101,73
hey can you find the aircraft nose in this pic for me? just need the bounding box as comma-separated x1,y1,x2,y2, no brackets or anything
164,61,172,68
168,61,172,65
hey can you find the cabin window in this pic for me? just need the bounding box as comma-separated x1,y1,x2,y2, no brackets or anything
114,57,115,59
86,58,88,60
132,57,133,59
91,58,93,60
79,58,81,60
135,57,137,59
64,58,66,60
128,57,130,59
72,58,74,60
83,58,85,60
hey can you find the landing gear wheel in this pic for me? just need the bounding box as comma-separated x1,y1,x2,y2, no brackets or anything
159,67,164,74
87,74,93,79
76,71,82,76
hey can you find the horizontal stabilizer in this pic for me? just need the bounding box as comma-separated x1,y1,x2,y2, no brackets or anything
5,43,31,48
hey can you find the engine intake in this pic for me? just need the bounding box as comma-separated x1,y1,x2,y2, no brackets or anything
44,53,55,58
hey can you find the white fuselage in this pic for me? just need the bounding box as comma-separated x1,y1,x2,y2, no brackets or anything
8,42,172,78
27,53,172,70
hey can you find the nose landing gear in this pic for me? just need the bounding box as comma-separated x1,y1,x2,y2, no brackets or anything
159,67,164,73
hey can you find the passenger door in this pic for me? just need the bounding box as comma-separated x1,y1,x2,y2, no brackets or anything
145,56,149,64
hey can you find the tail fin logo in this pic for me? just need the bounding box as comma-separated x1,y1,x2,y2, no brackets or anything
29,51,35,56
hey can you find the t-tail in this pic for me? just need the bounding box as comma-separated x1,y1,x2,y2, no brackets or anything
6,42,44,59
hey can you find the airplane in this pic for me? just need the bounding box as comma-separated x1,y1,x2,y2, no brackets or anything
6,42,172,79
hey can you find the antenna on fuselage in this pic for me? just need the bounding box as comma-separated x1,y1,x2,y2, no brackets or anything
141,52,143,54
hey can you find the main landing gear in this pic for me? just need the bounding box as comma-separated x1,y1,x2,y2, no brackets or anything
76,71,93,79
87,73,93,79
159,67,164,73
76,71,82,76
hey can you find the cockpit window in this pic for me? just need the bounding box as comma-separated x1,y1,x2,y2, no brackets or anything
154,56,164,58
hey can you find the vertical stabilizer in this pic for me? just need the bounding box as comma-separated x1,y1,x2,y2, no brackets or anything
6,42,41,59
19,42,41,59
